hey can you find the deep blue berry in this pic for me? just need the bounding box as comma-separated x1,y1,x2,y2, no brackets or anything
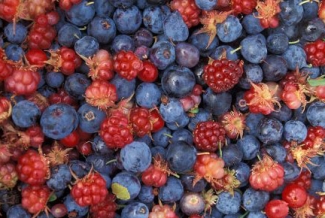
45,71,64,88
202,89,232,116
138,185,155,203
194,0,217,10
158,177,184,203
111,34,135,54
4,22,27,44
143,6,170,35
94,0,115,18
111,171,141,201
261,55,287,81
171,128,193,145
87,16,116,44
306,100,325,128
180,174,207,193
282,161,300,183
163,11,189,42
242,187,270,212
57,23,82,47
189,30,219,57
279,0,303,26
149,40,176,70
108,0,136,8
242,13,264,35
77,103,106,133
264,143,287,163
268,102,292,122
188,109,212,131
283,120,307,143
175,42,200,68
282,45,307,70
257,117,283,145
113,6,142,34
135,82,162,109
121,202,149,218
221,144,243,167
231,162,250,188
134,28,154,47
65,0,95,26
86,153,115,175
239,64,264,89
240,34,267,64
237,135,260,160
46,164,72,191
6,205,31,218
64,73,91,100
152,127,172,147
110,74,136,101
5,44,24,62
210,45,238,61
74,36,99,57
159,97,186,123
266,33,289,55
217,15,243,43
63,194,89,217
12,100,41,128
216,191,242,215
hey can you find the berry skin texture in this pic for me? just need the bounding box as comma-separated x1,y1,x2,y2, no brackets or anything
130,107,152,137
16,149,50,185
231,0,257,15
249,155,284,191
264,200,289,218
170,0,201,28
304,39,325,67
282,183,308,208
5,68,41,96
21,185,51,215
71,172,108,207
90,193,117,218
193,120,226,152
113,50,143,81
203,58,244,93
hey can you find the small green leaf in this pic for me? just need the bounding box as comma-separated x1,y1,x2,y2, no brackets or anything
48,194,57,202
308,78,325,87
111,183,131,201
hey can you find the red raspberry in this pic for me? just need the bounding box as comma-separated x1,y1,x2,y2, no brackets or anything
315,196,325,216
16,149,50,185
193,153,225,184
0,162,18,189
81,49,115,81
281,83,308,110
49,89,79,110
130,107,152,137
71,172,108,207
293,170,312,192
249,154,284,192
46,47,82,75
59,130,80,148
304,39,325,67
243,82,281,115
193,121,226,152
0,59,14,81
231,0,257,15
0,0,20,22
255,0,281,28
170,0,201,28
25,125,45,148
59,0,82,11
0,143,11,164
149,204,179,218
25,48,47,67
292,195,317,218
85,80,118,110
265,200,289,218
141,155,174,187
302,126,325,150
113,50,143,81
0,96,12,123
149,108,165,133
211,169,240,194
137,60,158,82
99,110,133,149
203,58,244,93
21,185,51,215
26,92,50,112
90,193,117,218
4,68,41,96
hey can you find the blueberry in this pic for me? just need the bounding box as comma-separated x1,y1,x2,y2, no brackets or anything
4,22,27,44
87,16,116,44
302,1,319,21
216,191,242,215
77,103,106,133
242,187,270,212
180,192,205,216
108,0,136,8
180,174,207,193
194,0,218,10
266,33,289,55
68,160,91,178
175,42,200,68
159,97,186,123
46,164,72,191
171,128,193,145
113,6,142,34
161,65,196,98
135,82,162,109
110,74,136,101
138,185,155,203
74,36,99,57
256,117,283,145
40,103,79,140
121,202,149,218
57,23,82,47
150,146,167,159
189,30,219,57
210,45,239,61
261,55,287,82
63,194,89,217
283,120,307,143
143,6,170,35
65,0,95,26
279,0,303,26
86,153,116,175
188,109,212,131
217,15,243,43
45,71,65,88
268,102,292,122
311,157,325,180
282,161,300,183
282,45,307,70
12,100,41,128
94,0,115,18
221,144,243,167
247,211,267,218
239,64,263,89
264,143,287,163
307,101,325,128
158,177,184,203
111,34,135,53
203,89,232,116
231,162,251,188
163,11,189,42
111,171,141,201
166,140,197,173
64,73,91,100
152,127,172,147
166,113,190,130
6,205,31,218
134,28,154,47
240,34,267,64
242,13,264,35
120,141,152,173
237,135,260,160
5,44,24,62
149,40,176,70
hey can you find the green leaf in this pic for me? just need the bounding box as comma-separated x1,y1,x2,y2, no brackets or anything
111,183,131,201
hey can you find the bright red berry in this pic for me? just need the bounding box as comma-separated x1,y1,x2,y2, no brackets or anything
304,39,325,67
249,155,284,192
170,0,201,28
21,185,51,215
0,96,12,123
90,193,117,218
130,107,152,137
231,0,257,15
0,59,14,81
203,58,244,93
16,149,49,185
0,162,18,189
315,196,325,216
137,60,158,82
71,172,108,207
149,204,179,218
282,183,308,208
59,130,80,148
193,121,226,152
113,50,143,81
49,89,79,110
59,0,82,11
25,48,47,67
255,0,281,28
264,200,289,218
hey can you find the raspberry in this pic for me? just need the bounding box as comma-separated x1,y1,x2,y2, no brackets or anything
71,172,108,207
16,149,49,185
249,154,284,191
99,110,133,149
292,195,316,218
0,59,14,81
281,83,308,110
304,39,325,67
255,0,281,28
21,185,51,215
4,68,41,96
137,60,158,83
141,155,174,188
90,193,117,218
46,47,82,76
113,50,143,81
48,89,79,110
59,0,82,11
170,0,201,28
243,82,281,115
315,196,325,217
0,96,12,123
193,153,225,184
293,170,312,191
211,169,240,194
203,58,244,93
0,0,20,22
193,121,226,152
130,107,152,137
149,108,165,133
302,126,325,150
81,49,115,81
0,143,11,164
25,48,47,67
220,107,246,139
0,162,18,189
149,204,179,218
231,0,257,15
85,80,118,110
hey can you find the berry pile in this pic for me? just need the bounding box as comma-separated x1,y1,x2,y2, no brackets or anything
1,0,325,217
